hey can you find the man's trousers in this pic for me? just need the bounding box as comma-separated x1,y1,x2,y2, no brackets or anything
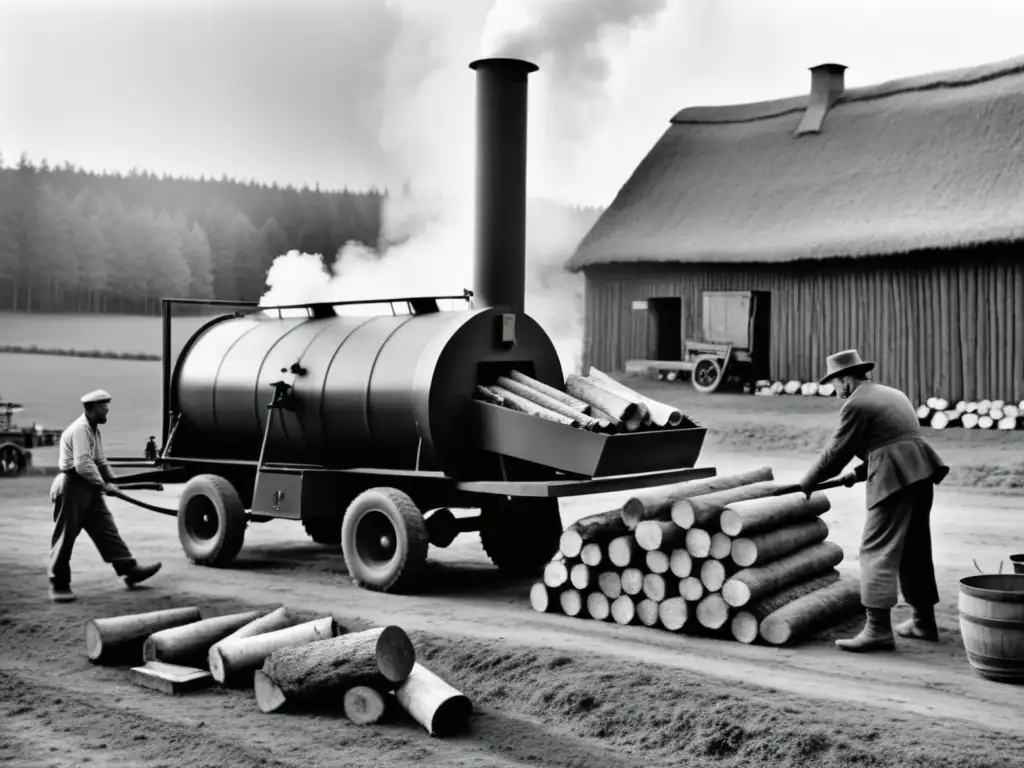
859,479,940,610
48,472,135,588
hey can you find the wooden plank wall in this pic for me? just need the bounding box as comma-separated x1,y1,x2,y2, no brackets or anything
581,249,1024,404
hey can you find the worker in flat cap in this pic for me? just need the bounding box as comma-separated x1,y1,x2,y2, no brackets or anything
47,389,162,602
799,350,949,652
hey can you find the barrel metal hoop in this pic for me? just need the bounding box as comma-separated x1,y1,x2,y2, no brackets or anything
958,611,1024,629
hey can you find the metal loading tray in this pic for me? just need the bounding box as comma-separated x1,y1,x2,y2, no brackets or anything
467,400,707,478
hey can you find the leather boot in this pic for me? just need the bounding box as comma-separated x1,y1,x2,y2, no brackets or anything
835,607,895,652
48,585,76,603
895,606,939,641
123,562,162,587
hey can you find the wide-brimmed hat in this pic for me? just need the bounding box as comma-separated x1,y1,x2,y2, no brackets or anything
819,349,874,385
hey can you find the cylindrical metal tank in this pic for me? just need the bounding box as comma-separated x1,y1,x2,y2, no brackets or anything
169,306,564,476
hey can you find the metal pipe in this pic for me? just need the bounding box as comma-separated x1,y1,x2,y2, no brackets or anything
469,57,538,316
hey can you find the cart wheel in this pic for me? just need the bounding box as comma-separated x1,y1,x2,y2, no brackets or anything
0,445,25,476
480,498,562,576
692,357,723,394
341,487,428,593
302,518,341,546
177,474,247,567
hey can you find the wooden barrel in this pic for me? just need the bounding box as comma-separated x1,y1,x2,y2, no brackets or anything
1011,554,1024,575
958,574,1024,683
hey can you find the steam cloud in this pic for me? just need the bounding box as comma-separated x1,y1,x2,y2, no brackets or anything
260,0,668,375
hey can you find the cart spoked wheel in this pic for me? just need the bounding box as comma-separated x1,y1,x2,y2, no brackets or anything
177,474,247,567
0,445,24,476
302,518,342,546
341,487,429,593
479,498,562,576
692,357,724,394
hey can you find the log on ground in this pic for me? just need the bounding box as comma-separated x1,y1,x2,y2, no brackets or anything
685,528,712,559
143,610,265,668
255,626,416,713
730,570,843,642
679,576,705,602
696,594,731,630
722,541,845,607
636,599,661,627
620,467,775,529
210,606,296,656
586,592,611,621
85,606,202,665
597,571,623,600
394,662,473,737
569,563,591,591
344,686,388,725
658,597,689,631
759,578,862,646
719,493,831,538
559,589,584,617
559,510,627,558
530,582,565,614
700,559,733,593
611,595,637,625
580,542,603,567
669,549,693,578
730,518,831,568
671,481,785,530
209,616,339,685
709,532,733,561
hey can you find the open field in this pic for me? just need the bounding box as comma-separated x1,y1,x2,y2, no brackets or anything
5,350,1024,488
1,461,1023,767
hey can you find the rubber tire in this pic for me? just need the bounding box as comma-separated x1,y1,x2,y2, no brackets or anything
177,474,247,567
691,356,724,394
341,487,428,593
480,498,562,576
0,445,25,476
302,519,341,546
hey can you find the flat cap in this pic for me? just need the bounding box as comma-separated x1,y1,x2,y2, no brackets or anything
81,389,112,405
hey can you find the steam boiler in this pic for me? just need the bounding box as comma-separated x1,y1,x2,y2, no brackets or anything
119,57,715,594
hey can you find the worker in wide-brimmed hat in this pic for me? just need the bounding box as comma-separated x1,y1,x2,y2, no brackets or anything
47,389,162,602
798,350,949,652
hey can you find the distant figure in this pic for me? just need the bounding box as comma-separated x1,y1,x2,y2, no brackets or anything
145,436,158,461
799,350,949,652
47,389,162,603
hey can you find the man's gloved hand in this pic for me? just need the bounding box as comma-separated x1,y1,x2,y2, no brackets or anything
104,481,119,495
839,471,859,488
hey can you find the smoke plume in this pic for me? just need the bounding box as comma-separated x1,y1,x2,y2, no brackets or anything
260,0,668,374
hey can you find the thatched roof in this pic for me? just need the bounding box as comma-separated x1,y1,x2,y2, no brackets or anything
566,54,1024,271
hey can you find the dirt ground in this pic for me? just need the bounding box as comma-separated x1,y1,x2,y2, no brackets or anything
2,442,1024,768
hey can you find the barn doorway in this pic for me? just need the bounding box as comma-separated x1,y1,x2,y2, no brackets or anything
647,297,683,360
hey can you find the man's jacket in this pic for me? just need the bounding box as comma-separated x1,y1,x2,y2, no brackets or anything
802,381,949,508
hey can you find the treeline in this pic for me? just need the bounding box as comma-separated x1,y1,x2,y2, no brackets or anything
0,153,383,314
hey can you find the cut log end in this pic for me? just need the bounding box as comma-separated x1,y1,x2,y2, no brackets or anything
636,599,661,627
254,669,287,713
85,622,102,661
376,626,417,684
344,686,388,725
645,550,670,574
658,597,689,631
722,580,751,608
610,595,636,625
730,611,759,644
530,582,556,613
559,589,583,617
696,594,730,630
559,530,583,559
586,592,611,621
669,549,692,578
580,543,603,567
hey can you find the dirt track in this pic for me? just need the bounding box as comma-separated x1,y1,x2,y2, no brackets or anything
2,447,1023,767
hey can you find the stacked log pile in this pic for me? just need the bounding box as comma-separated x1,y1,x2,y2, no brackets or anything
475,366,690,432
914,397,1023,430
531,468,861,646
84,605,471,736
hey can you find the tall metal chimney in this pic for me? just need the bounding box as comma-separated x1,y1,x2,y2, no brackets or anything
795,62,846,136
469,57,538,316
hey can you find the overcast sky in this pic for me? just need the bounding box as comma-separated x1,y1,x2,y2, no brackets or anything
4,0,1024,207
